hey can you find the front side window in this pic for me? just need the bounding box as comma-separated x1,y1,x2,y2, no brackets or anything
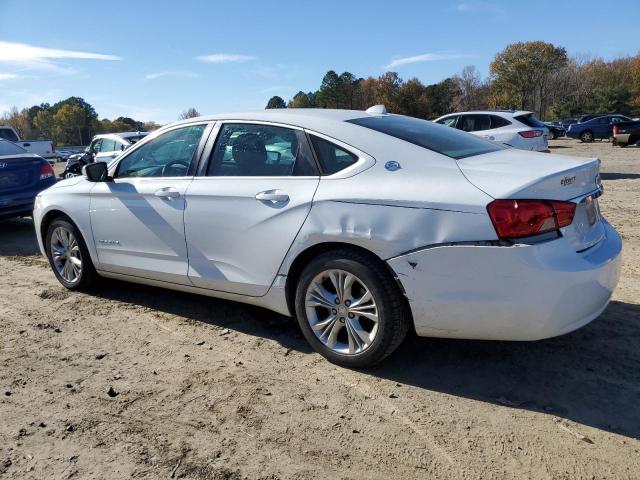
309,135,358,175
89,139,102,154
100,139,116,152
207,123,316,177
347,115,503,159
436,116,458,128
116,124,206,178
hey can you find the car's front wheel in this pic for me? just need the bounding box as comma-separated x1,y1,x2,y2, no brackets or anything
45,218,97,290
294,249,409,368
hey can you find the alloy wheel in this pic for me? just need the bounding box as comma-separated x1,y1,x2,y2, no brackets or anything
50,226,82,283
305,269,379,355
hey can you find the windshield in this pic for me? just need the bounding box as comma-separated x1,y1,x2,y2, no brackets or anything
347,115,504,159
0,139,27,156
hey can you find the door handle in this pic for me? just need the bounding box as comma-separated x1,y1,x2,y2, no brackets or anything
255,190,289,204
154,188,181,200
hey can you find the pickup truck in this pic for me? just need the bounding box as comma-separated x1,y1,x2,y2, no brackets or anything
612,120,640,147
0,126,56,161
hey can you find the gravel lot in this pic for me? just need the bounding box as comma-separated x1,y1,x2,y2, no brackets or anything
1,138,639,479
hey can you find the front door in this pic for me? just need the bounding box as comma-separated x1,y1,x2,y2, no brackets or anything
184,122,320,296
90,123,208,284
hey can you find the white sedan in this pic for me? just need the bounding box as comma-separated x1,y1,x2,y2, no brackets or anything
33,107,621,367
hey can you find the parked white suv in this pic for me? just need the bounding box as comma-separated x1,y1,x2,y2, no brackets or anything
62,132,148,178
434,110,549,152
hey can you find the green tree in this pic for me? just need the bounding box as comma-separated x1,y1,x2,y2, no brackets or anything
265,96,286,109
33,109,55,138
288,91,316,108
53,104,86,145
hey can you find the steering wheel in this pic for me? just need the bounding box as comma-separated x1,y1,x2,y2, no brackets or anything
161,159,190,177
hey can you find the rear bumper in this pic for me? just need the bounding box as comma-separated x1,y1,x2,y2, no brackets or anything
0,179,57,220
387,220,622,341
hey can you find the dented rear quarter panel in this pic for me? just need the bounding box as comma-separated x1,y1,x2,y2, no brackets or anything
278,138,498,276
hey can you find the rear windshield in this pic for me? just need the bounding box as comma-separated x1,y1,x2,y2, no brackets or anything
514,113,545,128
0,128,20,142
0,139,27,156
346,115,503,159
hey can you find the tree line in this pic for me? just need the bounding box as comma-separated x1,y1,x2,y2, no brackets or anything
0,97,161,146
266,41,640,120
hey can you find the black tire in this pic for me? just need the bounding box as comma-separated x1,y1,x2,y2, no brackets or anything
45,218,97,290
580,131,594,143
549,131,556,140
294,249,409,368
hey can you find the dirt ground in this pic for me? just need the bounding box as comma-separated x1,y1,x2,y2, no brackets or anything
1,138,639,479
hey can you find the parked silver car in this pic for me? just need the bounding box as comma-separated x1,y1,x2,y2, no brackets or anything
33,108,621,367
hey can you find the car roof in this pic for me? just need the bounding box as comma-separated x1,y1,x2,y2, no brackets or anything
93,131,149,142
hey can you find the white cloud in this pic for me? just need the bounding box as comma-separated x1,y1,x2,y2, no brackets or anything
386,53,472,69
144,70,199,80
453,2,506,15
0,73,18,80
196,54,255,63
0,41,120,74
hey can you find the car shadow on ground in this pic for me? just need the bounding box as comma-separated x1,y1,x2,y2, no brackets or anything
370,300,640,440
0,217,41,257
3,217,639,440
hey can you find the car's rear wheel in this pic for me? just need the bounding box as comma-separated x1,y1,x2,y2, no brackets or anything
549,130,556,140
294,249,409,368
45,218,97,290
580,131,594,143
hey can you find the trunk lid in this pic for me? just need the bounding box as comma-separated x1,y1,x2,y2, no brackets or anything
457,149,604,251
456,149,600,201
0,154,41,194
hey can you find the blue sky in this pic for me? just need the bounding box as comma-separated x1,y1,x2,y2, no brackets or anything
1,0,638,123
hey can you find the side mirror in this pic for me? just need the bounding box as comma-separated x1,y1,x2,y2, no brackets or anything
83,162,111,182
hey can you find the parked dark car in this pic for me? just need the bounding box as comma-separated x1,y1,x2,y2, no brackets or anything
566,114,631,142
0,139,56,220
612,120,640,147
544,121,566,140
561,117,578,129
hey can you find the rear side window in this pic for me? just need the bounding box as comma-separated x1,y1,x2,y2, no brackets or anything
514,114,545,128
0,139,27,155
459,114,491,132
347,115,503,159
0,128,20,142
309,135,358,175
207,124,317,177
490,115,511,128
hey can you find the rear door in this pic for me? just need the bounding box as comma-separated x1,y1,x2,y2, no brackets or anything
90,123,209,284
184,122,320,296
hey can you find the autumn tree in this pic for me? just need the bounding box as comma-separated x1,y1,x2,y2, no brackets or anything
179,108,201,119
490,41,567,117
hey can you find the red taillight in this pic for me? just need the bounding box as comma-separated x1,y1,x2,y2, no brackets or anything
487,199,576,239
518,130,543,138
612,125,620,135
40,163,54,180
